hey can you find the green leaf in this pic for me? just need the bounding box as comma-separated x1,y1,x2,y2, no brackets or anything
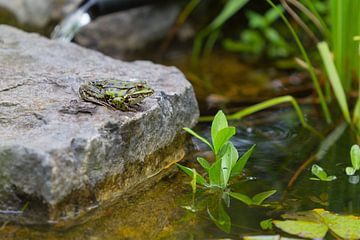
208,159,223,187
207,204,231,233
346,167,356,176
183,127,213,152
264,5,283,24
260,219,273,230
229,192,253,205
311,164,336,181
311,164,328,179
220,142,238,185
351,144,360,170
213,127,236,154
244,236,301,240
206,0,249,32
231,144,256,177
252,190,277,205
197,157,211,171
315,209,360,239
211,110,228,146
177,164,208,186
317,41,351,123
247,11,266,28
273,220,328,239
190,168,197,194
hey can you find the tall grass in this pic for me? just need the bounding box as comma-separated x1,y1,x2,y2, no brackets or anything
266,0,332,123
331,0,360,91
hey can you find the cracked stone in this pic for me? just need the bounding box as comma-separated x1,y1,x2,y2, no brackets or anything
0,25,199,225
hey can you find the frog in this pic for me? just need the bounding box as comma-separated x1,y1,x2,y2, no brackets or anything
79,79,154,111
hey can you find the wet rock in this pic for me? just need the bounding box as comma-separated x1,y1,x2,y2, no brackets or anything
0,25,199,224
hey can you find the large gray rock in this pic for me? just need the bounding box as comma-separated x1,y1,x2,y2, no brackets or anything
0,25,199,224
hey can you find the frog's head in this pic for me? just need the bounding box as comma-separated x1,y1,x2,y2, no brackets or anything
79,81,103,100
124,82,154,105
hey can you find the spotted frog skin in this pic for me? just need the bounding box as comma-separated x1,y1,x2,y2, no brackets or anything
79,79,154,111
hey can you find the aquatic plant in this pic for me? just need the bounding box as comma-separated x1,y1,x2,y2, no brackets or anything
310,164,336,182
179,110,255,189
223,6,292,59
345,144,360,176
178,110,276,233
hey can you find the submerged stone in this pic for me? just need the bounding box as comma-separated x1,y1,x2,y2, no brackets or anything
0,25,199,225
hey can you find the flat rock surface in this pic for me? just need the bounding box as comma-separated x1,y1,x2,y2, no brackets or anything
0,25,198,223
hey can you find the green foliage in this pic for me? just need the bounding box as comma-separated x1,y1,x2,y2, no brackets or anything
180,110,254,189
310,164,337,182
265,0,331,124
193,0,249,62
179,110,277,233
223,6,291,59
317,41,351,123
346,144,360,176
260,219,273,230
229,190,277,207
273,209,360,239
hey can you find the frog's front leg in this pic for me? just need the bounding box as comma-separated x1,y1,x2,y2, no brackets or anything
110,97,134,111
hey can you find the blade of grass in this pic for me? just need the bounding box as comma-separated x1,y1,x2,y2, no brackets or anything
300,0,329,36
192,0,249,63
184,127,214,152
317,41,351,123
200,95,322,138
266,0,331,124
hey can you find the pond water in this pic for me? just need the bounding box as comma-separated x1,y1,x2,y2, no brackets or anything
1,104,355,239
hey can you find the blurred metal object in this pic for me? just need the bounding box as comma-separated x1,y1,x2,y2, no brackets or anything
51,0,162,42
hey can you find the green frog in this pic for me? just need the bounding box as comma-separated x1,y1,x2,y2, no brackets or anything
79,79,154,111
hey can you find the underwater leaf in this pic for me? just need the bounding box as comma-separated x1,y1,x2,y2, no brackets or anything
197,157,211,171
213,127,236,154
177,164,208,186
231,144,256,177
273,220,328,239
207,204,231,233
252,190,277,205
208,158,223,187
229,192,253,206
351,144,360,170
314,209,360,239
183,127,213,152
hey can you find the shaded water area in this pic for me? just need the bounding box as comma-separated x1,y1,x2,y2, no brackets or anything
0,104,356,239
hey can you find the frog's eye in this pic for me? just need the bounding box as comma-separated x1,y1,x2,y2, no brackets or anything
136,84,144,89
